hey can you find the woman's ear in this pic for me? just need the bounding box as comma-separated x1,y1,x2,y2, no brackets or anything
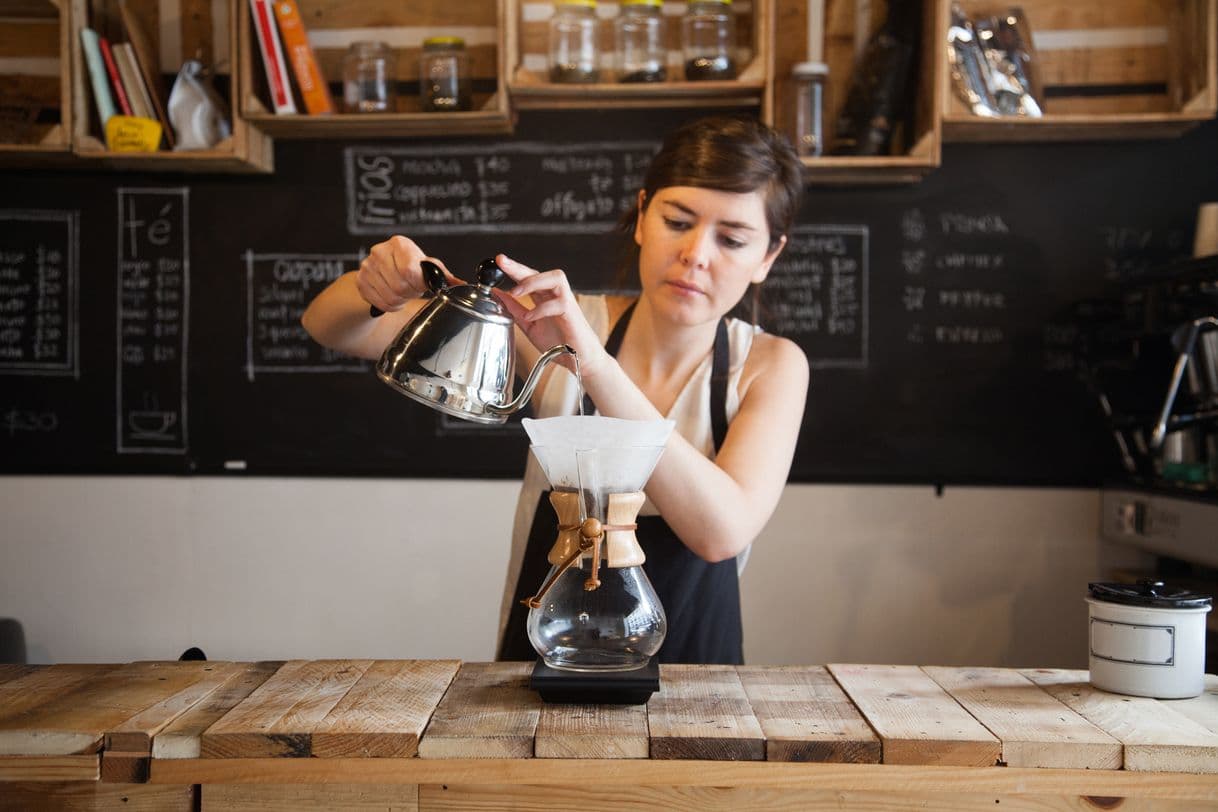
633,189,646,247
751,234,787,284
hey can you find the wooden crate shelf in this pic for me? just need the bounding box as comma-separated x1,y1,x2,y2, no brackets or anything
941,0,1218,142
0,0,73,167
506,0,769,110
69,0,271,172
239,0,513,139
766,0,942,185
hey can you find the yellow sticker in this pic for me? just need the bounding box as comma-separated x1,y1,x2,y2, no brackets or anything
105,116,163,152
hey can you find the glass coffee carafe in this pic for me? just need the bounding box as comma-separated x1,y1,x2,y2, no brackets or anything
521,417,674,672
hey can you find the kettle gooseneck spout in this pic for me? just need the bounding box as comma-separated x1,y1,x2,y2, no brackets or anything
486,344,578,417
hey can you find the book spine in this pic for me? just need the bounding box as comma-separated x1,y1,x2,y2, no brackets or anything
113,43,155,120
249,0,297,114
271,0,334,115
80,27,117,126
99,36,134,116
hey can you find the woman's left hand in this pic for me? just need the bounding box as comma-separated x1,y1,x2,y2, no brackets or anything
492,253,613,377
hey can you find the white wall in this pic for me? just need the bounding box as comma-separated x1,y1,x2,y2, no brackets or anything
0,478,1100,668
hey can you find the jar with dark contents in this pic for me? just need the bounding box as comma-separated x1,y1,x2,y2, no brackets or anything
420,36,471,112
549,0,600,83
682,0,736,80
615,0,665,83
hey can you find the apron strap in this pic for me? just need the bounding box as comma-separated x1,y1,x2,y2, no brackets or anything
582,300,730,453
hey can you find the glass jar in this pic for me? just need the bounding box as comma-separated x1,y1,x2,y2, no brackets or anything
682,0,736,80
615,0,665,83
420,36,471,112
549,0,600,83
792,61,828,156
342,41,396,113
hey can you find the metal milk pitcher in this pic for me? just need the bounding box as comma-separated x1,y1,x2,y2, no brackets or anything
376,257,575,424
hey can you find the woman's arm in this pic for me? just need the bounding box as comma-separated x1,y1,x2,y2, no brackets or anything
300,236,457,360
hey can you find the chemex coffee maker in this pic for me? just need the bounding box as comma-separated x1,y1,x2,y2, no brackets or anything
519,415,674,704
372,257,671,703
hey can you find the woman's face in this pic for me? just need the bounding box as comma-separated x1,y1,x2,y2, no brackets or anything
634,185,785,327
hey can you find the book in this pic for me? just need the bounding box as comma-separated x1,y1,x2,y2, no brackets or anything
250,0,297,114
79,27,117,127
113,42,155,121
270,0,334,114
99,36,133,116
118,0,175,147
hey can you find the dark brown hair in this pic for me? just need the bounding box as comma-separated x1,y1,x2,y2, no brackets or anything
615,115,804,320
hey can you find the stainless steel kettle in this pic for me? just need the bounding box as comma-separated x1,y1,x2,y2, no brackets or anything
376,258,575,424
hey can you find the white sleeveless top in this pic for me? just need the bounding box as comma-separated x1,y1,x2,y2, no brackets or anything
497,294,760,641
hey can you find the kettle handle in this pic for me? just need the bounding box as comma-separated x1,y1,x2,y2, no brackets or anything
368,259,449,318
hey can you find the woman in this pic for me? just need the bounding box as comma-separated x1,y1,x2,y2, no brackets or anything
302,115,808,664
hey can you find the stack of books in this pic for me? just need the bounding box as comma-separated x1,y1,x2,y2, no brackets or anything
249,0,334,115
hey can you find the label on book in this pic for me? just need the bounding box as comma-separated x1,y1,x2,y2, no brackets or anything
105,115,163,152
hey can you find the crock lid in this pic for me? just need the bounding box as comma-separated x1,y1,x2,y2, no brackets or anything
1088,579,1213,609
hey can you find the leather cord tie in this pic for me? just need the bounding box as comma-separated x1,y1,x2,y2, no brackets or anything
521,517,638,609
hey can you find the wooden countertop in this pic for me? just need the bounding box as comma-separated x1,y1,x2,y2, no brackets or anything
1,660,1216,809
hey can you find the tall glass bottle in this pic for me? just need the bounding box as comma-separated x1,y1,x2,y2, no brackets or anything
615,0,665,83
682,0,736,80
549,0,600,83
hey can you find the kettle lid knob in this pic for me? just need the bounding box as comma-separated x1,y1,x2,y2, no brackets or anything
476,258,506,289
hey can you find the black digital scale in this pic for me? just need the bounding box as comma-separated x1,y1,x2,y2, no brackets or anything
530,658,660,704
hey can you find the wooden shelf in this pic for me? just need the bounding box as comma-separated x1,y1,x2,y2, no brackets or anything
239,0,513,139
506,0,769,110
941,0,1218,143
766,0,942,185
0,0,73,167
68,0,271,172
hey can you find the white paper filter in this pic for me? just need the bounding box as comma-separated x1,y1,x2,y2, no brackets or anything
524,416,675,491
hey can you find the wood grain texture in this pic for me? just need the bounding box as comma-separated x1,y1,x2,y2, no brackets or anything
310,659,460,758
1170,673,1218,735
738,665,880,763
202,783,419,811
827,664,1000,766
0,782,194,811
535,701,649,759
923,666,1121,769
100,750,149,783
648,664,764,761
0,665,37,684
0,754,99,782
202,660,373,758
0,664,116,723
416,662,539,759
153,662,283,759
0,662,216,756
106,662,243,753
1022,668,1218,773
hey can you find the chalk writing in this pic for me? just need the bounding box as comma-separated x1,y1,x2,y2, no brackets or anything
0,210,79,375
345,141,659,236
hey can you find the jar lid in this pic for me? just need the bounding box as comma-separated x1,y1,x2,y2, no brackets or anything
792,61,828,77
423,36,466,48
1088,579,1213,609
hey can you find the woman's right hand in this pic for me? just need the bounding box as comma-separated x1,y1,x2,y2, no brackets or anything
355,236,453,313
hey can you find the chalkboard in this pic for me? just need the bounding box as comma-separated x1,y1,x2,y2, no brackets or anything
2,107,1214,485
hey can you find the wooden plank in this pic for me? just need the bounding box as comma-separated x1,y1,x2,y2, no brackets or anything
106,661,243,753
1022,668,1218,773
152,661,283,759
1169,673,1218,735
737,665,881,763
0,782,194,811
310,660,460,758
416,662,539,759
202,660,373,758
826,664,1000,766
0,754,99,781
300,0,497,29
0,664,115,723
100,750,149,783
0,665,37,684
534,701,649,759
203,783,419,810
418,783,1209,811
923,666,1121,769
647,664,764,761
0,17,59,58
0,662,213,755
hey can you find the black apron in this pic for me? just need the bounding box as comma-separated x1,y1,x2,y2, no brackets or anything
498,302,743,664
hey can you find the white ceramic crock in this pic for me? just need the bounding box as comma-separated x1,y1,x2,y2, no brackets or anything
1087,580,1212,699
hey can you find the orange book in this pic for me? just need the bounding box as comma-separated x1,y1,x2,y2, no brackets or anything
270,0,334,114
